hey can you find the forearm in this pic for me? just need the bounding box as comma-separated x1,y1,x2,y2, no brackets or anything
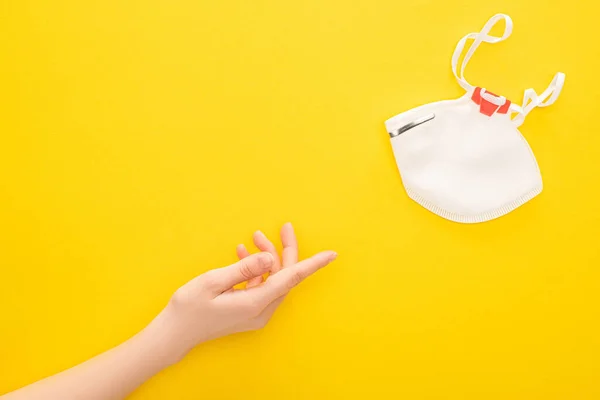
2,224,333,399
2,310,182,400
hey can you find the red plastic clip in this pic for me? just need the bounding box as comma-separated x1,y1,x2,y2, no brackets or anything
471,87,511,117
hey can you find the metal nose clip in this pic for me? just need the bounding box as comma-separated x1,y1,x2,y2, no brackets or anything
389,113,435,138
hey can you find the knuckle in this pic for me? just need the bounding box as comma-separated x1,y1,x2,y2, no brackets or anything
288,271,303,289
199,271,217,288
239,259,254,280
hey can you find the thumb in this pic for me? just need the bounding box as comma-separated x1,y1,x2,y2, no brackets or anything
209,252,274,293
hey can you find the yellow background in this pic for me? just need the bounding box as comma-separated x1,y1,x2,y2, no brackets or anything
1,0,599,398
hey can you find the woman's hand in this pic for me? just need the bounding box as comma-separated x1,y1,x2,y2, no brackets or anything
1,223,335,400
147,223,336,364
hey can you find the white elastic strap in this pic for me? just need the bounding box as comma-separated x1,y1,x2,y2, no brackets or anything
512,72,566,127
480,88,506,106
451,14,513,91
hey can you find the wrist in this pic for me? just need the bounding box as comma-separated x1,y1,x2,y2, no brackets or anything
138,307,193,367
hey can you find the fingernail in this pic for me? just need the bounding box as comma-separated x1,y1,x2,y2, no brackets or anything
258,252,274,268
255,230,265,238
328,251,338,262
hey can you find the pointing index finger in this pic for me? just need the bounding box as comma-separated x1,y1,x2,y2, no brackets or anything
246,250,337,307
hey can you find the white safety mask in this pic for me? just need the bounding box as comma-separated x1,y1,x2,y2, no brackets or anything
385,14,565,223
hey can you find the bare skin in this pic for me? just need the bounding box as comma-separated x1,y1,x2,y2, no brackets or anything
1,223,336,400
